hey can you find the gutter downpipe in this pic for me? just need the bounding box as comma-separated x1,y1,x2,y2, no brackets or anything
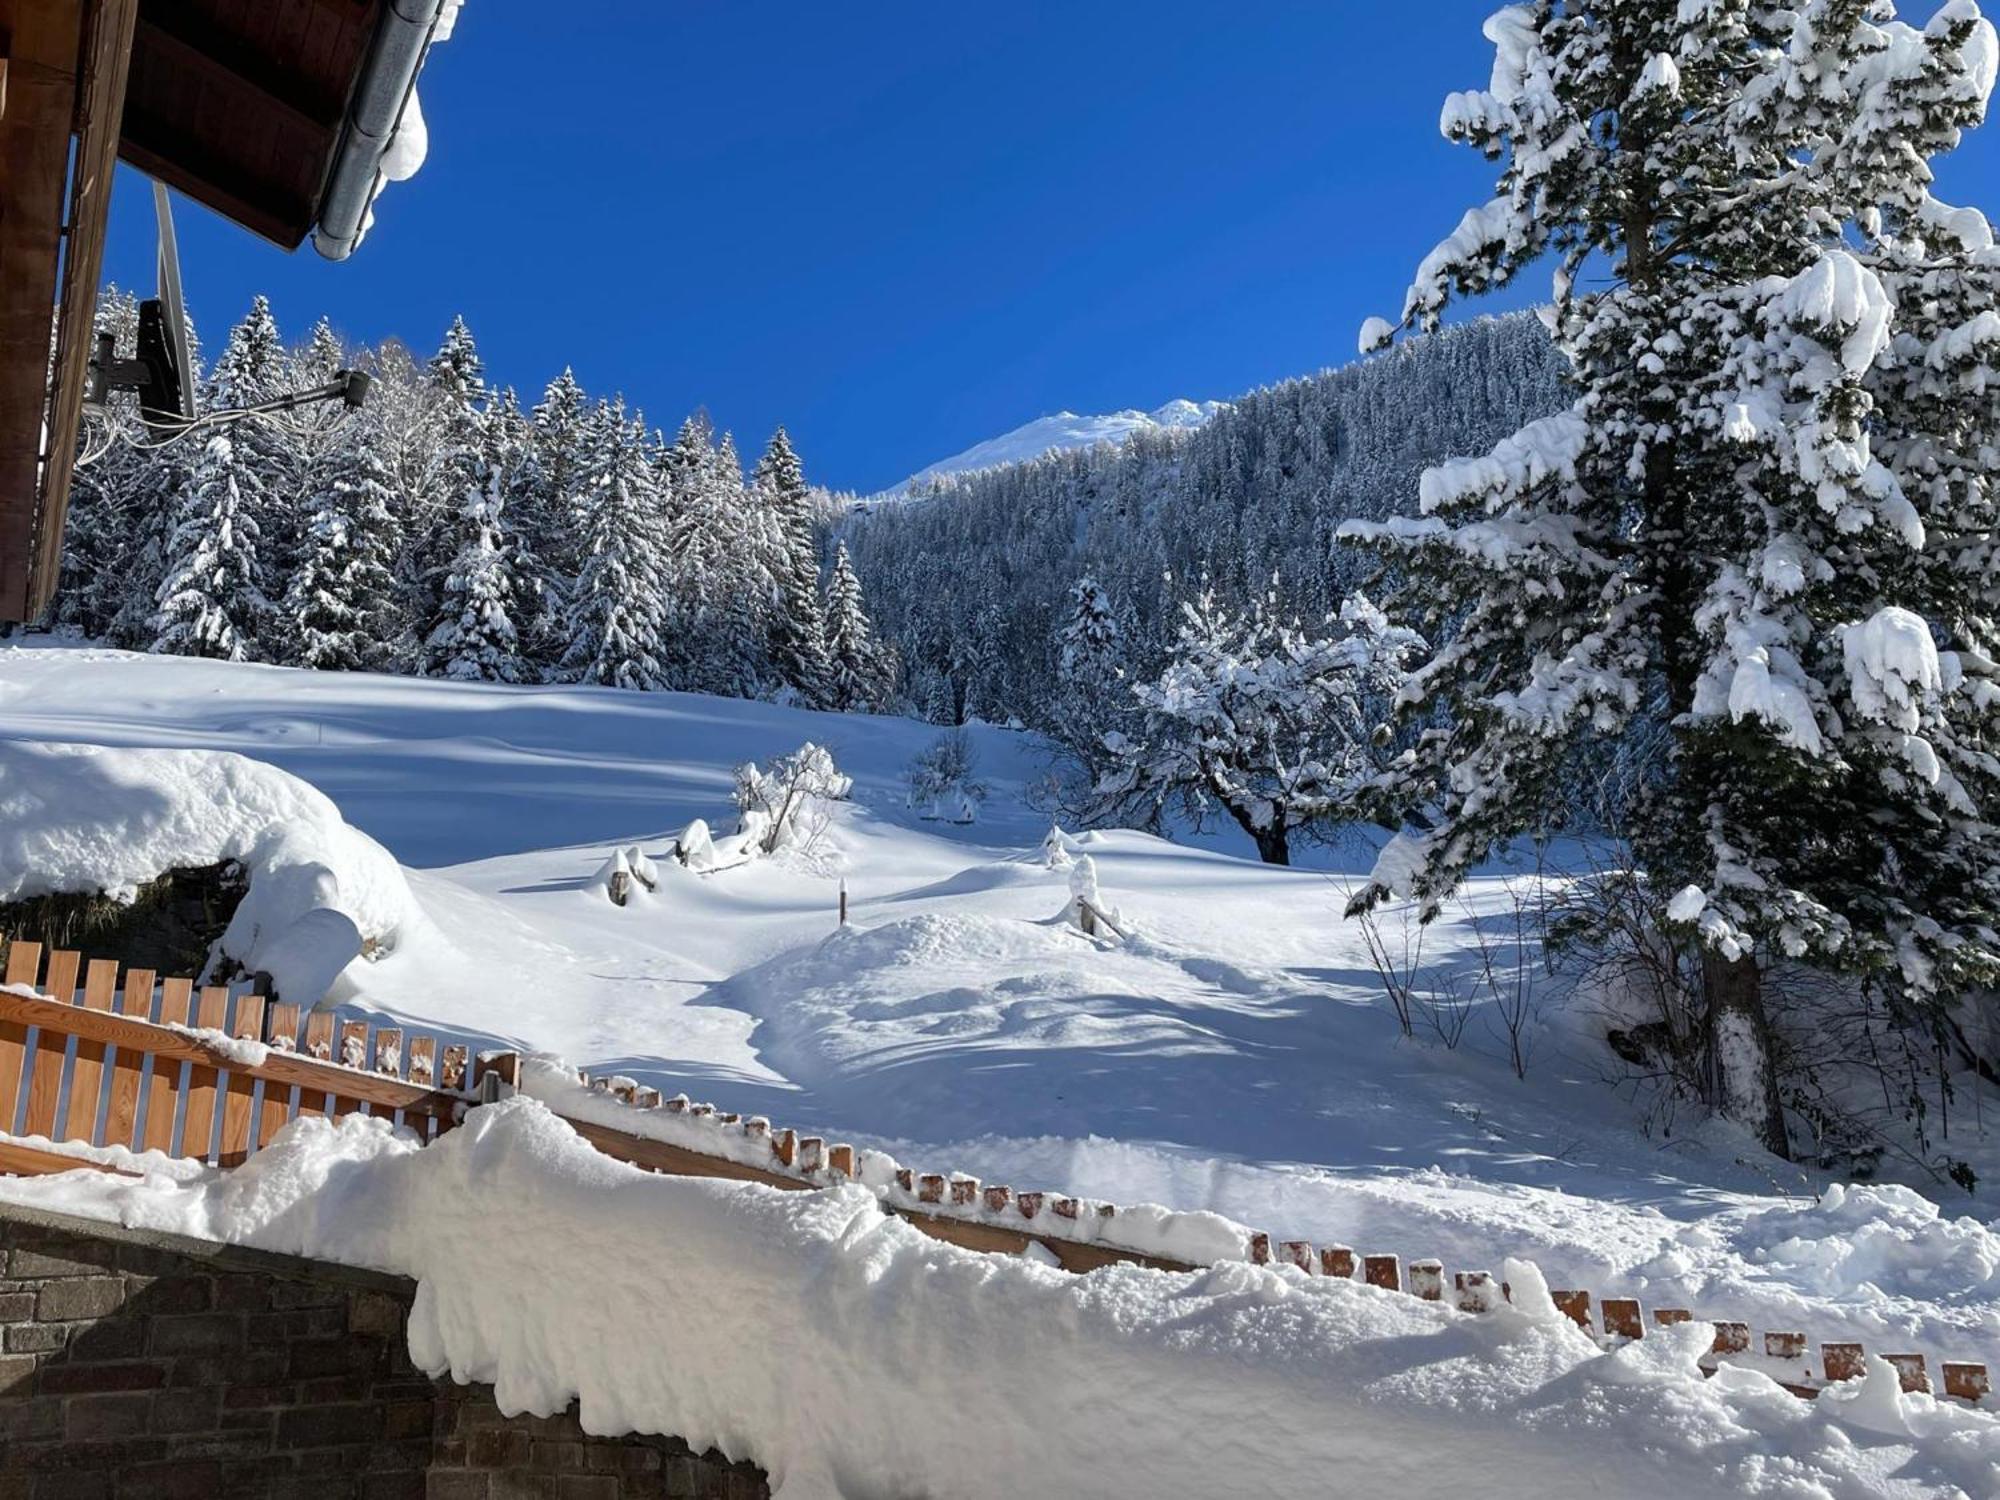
311,0,449,261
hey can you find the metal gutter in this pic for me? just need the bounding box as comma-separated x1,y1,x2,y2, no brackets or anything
311,0,449,261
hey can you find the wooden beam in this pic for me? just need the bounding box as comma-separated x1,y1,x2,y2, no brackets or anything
0,0,83,621
116,123,312,251
0,1139,138,1178
132,12,344,130
26,0,136,620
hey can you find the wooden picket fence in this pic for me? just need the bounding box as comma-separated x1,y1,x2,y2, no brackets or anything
0,942,472,1174
0,943,1990,1407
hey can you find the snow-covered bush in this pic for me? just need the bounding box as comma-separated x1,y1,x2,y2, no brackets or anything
674,818,716,872
734,743,851,856
0,740,410,1001
1088,588,1422,864
905,730,986,824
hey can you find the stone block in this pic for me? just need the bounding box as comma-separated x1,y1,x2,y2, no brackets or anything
146,1313,243,1357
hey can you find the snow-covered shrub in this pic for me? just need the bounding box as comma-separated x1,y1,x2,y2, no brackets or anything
734,743,851,856
905,730,986,823
674,818,716,872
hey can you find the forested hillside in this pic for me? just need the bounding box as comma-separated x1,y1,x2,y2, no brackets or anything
842,313,1566,728
50,290,892,710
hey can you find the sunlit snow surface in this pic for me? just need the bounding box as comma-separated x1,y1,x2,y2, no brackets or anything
2,640,1997,1377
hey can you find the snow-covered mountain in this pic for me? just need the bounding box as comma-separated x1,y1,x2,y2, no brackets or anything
870,398,1225,501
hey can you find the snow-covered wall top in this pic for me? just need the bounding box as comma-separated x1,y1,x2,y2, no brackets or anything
0,741,415,1000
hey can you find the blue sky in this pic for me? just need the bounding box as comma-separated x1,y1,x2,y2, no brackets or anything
100,2,2000,495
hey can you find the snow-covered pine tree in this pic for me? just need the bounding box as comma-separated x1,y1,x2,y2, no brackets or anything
1050,574,1131,773
407,317,492,635
151,434,269,661
488,386,563,678
421,454,523,683
283,426,403,671
562,402,670,691
1341,0,2000,1156
205,296,298,648
705,430,772,697
823,541,886,710
752,427,831,704
1091,586,1422,865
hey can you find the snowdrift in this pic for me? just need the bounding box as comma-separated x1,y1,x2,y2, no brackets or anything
8,1099,1995,1500
0,740,418,1000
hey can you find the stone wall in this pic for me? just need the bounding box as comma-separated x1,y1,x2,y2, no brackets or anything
0,1204,768,1500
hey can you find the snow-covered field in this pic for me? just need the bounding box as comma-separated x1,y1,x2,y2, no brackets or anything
3,639,1999,1493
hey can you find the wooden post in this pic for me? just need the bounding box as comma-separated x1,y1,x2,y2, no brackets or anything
1321,1246,1356,1279
1362,1254,1401,1292
1763,1331,1806,1361
1821,1343,1866,1383
1409,1260,1444,1302
1551,1290,1592,1330
1710,1322,1750,1357
1280,1240,1315,1274
1942,1362,1991,1404
1601,1298,1643,1341
839,879,847,927
1885,1354,1931,1395
1454,1271,1501,1313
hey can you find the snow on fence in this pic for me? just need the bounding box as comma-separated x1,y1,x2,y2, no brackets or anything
0,942,468,1173
0,941,1991,1408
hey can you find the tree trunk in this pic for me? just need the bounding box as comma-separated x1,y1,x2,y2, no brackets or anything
1702,949,1789,1159
1253,826,1291,866
1223,803,1291,865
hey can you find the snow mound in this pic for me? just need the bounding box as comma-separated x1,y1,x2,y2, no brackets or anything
5,1100,1997,1499
1730,1182,2000,1303
0,740,416,998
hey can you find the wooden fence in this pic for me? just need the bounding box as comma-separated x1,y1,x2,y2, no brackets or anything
0,943,471,1173
0,943,1989,1406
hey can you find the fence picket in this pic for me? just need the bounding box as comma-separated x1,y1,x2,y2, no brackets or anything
298,1013,336,1120
441,1044,468,1093
63,959,118,1145
334,1021,369,1118
23,951,82,1139
218,994,265,1165
1821,1343,1865,1383
142,979,192,1154
0,941,42,1133
180,987,229,1162
258,1002,300,1148
103,967,154,1149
